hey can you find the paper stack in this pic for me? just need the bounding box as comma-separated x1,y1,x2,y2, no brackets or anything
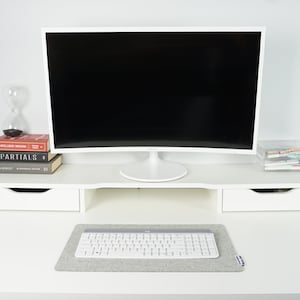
257,140,300,171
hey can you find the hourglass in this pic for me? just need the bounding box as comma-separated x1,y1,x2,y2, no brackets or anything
2,86,28,137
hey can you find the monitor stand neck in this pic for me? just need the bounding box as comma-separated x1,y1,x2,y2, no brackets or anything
120,151,187,182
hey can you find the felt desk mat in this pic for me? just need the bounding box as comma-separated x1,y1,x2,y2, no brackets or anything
55,224,244,272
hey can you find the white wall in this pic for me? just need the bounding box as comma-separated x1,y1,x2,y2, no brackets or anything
0,0,299,162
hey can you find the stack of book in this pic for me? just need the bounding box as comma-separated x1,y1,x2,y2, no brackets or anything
0,134,62,174
257,140,300,171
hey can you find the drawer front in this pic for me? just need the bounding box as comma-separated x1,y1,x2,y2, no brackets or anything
222,188,300,212
0,187,80,211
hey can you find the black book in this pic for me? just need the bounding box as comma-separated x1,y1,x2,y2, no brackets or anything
0,154,62,174
0,151,57,162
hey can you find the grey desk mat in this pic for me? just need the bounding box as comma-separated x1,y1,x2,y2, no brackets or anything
55,224,244,272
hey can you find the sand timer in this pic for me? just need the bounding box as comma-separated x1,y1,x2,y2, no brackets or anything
2,86,28,137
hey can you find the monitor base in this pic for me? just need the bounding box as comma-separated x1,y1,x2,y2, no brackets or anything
120,151,188,182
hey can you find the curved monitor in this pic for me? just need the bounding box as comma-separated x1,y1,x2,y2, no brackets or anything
42,27,265,182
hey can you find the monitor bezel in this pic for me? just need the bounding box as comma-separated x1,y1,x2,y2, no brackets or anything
42,26,265,154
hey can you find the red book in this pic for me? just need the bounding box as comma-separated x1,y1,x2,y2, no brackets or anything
0,134,49,152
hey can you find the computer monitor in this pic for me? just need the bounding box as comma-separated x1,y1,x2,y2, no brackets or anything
42,27,265,182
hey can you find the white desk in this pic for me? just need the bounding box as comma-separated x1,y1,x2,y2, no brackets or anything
0,188,299,299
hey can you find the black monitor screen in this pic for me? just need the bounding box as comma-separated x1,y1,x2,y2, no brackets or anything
45,30,262,150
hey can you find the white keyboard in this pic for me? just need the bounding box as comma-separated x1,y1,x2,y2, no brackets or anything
75,228,219,259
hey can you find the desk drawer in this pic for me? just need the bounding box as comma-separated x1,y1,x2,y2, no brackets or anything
0,187,80,211
222,188,300,212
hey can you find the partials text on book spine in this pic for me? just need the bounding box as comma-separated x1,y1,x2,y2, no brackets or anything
0,151,55,162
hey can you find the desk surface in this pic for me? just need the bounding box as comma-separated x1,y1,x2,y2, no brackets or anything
0,188,299,298
1,163,300,189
